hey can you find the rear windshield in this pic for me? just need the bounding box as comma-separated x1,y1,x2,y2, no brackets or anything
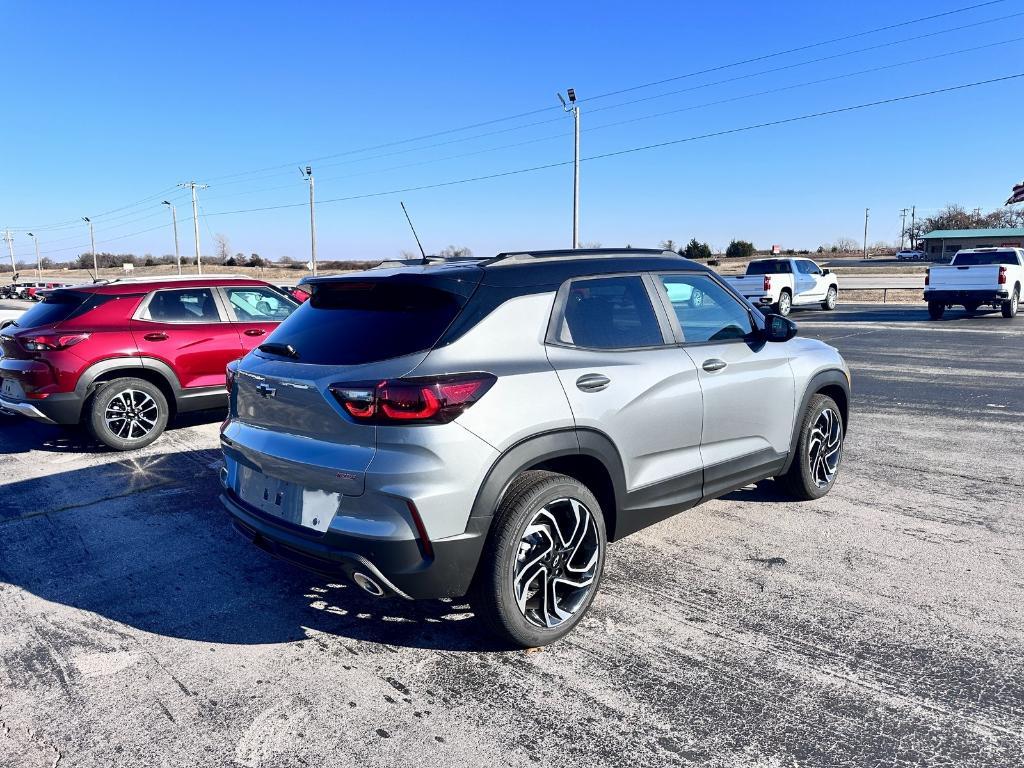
11,290,99,328
952,251,1019,266
260,279,469,365
745,260,791,275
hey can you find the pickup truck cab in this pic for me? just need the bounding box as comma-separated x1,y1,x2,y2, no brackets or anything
924,247,1022,319
724,258,839,316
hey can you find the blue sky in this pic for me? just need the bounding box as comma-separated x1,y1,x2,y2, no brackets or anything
2,0,1022,263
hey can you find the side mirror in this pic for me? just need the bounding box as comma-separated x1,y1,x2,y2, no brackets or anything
764,314,798,342
821,268,831,275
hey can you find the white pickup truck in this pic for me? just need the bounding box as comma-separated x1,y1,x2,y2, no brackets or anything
724,257,839,316
924,247,1022,319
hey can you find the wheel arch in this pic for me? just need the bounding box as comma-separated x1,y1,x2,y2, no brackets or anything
781,369,850,474
78,357,181,415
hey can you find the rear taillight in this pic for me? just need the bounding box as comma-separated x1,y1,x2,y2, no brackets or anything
925,269,930,286
20,333,90,352
998,266,1007,285
330,373,496,425
763,275,772,291
226,359,240,394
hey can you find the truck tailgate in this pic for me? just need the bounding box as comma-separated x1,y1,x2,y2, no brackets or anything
724,275,766,296
928,265,1001,291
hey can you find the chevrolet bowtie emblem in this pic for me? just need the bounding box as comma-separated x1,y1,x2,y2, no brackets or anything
255,383,277,399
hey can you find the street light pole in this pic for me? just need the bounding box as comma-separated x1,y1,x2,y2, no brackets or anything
82,217,97,276
300,166,318,276
162,201,182,275
3,229,15,276
27,232,41,278
179,182,209,275
559,88,580,249
862,208,870,259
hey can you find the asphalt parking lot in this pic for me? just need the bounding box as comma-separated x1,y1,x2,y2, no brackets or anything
1,303,1021,767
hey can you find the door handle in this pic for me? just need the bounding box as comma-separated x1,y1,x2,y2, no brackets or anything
143,332,168,342
576,373,610,392
702,359,727,372
244,328,267,337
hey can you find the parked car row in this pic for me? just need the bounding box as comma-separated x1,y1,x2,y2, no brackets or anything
1,280,72,301
0,248,851,647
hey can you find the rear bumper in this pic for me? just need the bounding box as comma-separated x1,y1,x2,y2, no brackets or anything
924,289,1008,304
219,485,490,601
0,391,82,424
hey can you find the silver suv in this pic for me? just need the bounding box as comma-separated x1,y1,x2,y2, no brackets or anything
219,249,850,647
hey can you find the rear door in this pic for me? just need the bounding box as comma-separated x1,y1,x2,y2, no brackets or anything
130,287,242,390
653,273,795,498
545,274,705,530
218,284,299,354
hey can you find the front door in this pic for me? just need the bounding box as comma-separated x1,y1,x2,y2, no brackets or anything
218,284,299,354
653,273,796,498
130,287,242,390
545,274,705,536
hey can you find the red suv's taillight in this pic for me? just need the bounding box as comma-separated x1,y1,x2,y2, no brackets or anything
763,275,772,291
330,373,496,425
998,266,1007,285
20,333,90,352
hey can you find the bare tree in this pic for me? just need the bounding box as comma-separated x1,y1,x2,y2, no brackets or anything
214,233,231,263
438,245,473,258
833,237,859,253
659,239,677,252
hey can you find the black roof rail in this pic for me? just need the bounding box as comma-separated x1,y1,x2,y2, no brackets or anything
486,247,676,265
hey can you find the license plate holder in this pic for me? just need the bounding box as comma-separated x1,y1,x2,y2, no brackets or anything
236,465,337,532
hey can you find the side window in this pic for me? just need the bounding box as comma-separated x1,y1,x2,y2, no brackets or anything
796,260,816,275
223,286,298,321
556,275,664,350
658,275,753,344
142,288,220,323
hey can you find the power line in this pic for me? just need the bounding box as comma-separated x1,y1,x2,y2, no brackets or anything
198,0,1013,185
199,73,1023,219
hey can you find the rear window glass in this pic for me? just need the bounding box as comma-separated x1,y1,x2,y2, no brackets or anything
952,251,1019,266
261,280,468,365
746,260,792,275
11,290,99,328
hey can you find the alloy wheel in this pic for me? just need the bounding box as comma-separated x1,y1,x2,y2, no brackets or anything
779,293,792,315
512,497,600,629
104,389,160,440
826,288,837,309
807,407,843,488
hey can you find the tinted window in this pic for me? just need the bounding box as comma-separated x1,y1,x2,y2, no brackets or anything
143,288,220,322
952,251,1019,266
659,275,753,343
746,260,792,275
11,290,99,328
262,279,467,365
223,286,297,321
557,276,663,349
796,260,820,274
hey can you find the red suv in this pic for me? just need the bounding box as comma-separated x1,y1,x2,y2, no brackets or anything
0,276,298,450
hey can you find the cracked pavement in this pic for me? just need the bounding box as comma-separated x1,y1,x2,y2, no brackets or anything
1,303,1021,767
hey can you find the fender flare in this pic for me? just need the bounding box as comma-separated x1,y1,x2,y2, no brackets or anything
75,356,183,400
781,369,850,474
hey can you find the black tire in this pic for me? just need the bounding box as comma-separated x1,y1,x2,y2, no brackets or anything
778,394,844,501
85,377,169,451
472,470,607,648
775,290,792,316
927,301,945,320
821,285,838,311
1002,286,1019,318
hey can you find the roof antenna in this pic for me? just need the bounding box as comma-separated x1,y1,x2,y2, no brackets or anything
400,201,428,263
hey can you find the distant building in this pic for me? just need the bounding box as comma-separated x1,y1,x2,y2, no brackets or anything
917,228,1024,260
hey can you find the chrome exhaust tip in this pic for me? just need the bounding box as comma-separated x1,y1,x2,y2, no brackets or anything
352,572,385,597
218,466,228,488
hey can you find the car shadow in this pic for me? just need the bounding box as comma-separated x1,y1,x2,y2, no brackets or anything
0,449,511,652
0,409,226,455
816,305,1019,324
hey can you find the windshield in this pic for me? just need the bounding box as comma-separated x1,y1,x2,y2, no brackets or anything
952,251,1019,266
260,278,470,365
745,260,791,275
11,290,98,328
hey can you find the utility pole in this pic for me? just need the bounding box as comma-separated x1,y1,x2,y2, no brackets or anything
863,208,870,259
162,201,182,275
972,207,982,224
899,208,909,251
178,182,209,274
82,217,97,276
558,88,580,249
3,230,15,276
300,166,317,276
27,232,41,278
910,205,916,250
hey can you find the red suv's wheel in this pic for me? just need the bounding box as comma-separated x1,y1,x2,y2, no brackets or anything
86,377,169,451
